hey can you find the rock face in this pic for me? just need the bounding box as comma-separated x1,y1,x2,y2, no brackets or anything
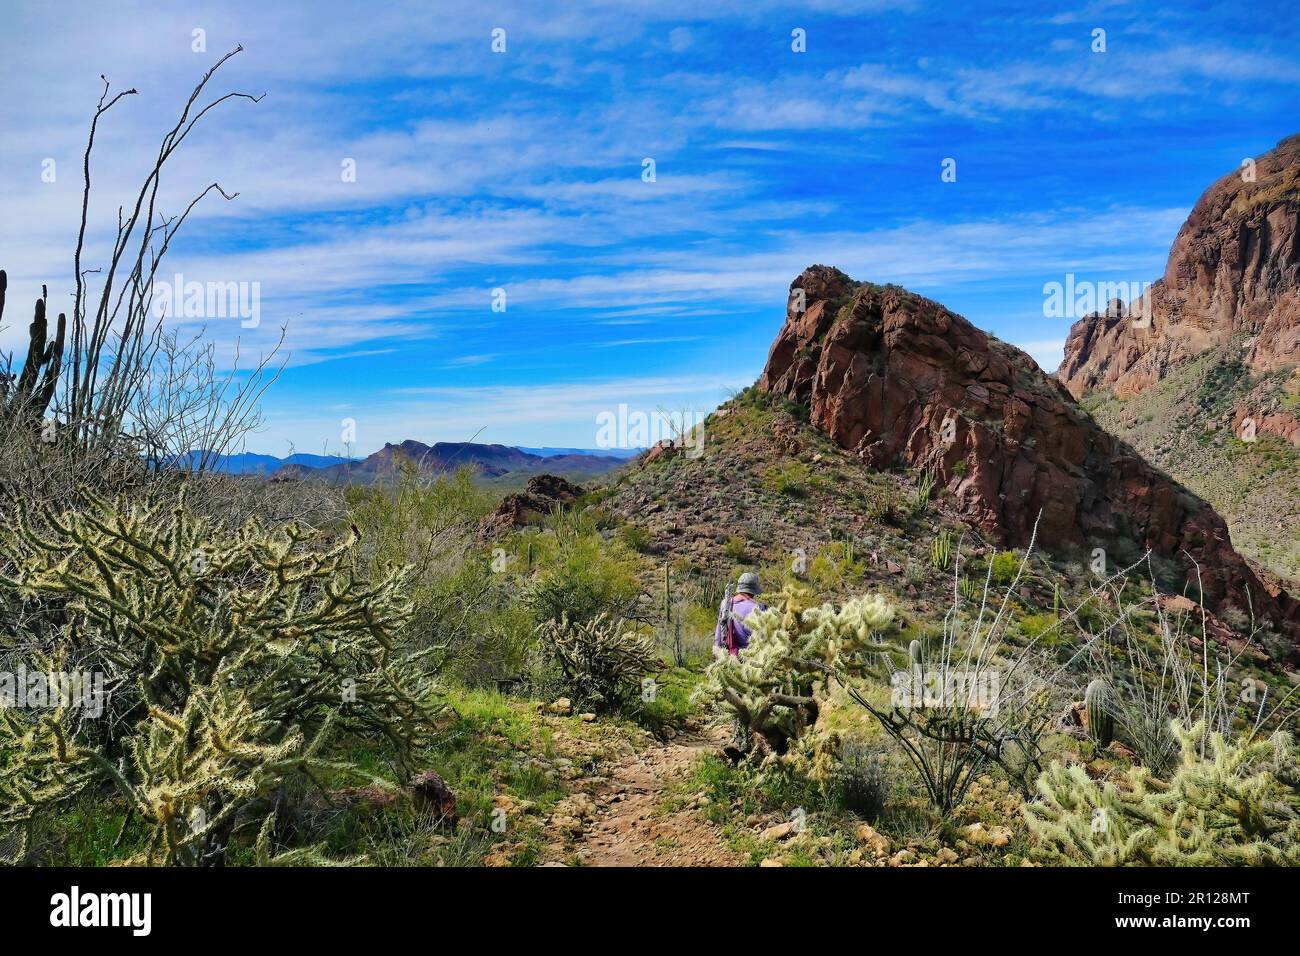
1059,134,1300,400
478,474,584,539
758,265,1299,639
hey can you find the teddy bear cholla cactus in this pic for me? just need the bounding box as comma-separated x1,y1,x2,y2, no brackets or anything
0,490,444,865
535,613,658,713
1023,721,1300,865
695,589,901,757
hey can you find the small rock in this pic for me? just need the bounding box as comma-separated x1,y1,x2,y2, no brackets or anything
550,815,584,836
1107,741,1138,761
555,793,597,820
854,823,891,856
888,849,916,867
549,698,572,716
936,847,959,865
963,822,1012,847
760,821,796,842
759,858,784,867
578,712,596,722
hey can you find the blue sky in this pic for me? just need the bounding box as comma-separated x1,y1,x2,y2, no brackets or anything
2,1,1298,455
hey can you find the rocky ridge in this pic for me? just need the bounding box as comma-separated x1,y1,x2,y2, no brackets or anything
757,265,1299,640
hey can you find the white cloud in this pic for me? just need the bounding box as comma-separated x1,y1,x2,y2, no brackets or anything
1014,338,1067,372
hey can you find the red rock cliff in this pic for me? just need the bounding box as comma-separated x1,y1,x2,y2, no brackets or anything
1058,134,1300,399
758,265,1299,640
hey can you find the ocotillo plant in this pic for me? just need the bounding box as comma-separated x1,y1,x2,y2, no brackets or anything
664,563,685,666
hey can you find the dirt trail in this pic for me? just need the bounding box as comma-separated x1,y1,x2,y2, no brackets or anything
568,727,744,867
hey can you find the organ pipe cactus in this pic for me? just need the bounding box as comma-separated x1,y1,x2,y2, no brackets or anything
0,270,66,421
930,529,953,571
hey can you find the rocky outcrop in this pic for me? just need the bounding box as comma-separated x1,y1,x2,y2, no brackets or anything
1059,134,1300,399
758,265,1299,639
409,770,458,822
478,474,584,539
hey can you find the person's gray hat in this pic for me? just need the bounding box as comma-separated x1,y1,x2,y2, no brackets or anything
736,572,761,595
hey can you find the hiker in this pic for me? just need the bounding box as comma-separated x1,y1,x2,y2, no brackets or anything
715,572,766,657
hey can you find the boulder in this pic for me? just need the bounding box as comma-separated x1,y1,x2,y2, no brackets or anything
409,770,457,822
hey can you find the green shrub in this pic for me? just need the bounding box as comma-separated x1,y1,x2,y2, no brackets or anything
989,550,1021,585
762,461,811,497
1015,612,1062,646
618,523,653,553
348,465,498,677
863,485,898,524
723,535,751,563
808,541,866,592
526,528,642,627
837,737,889,821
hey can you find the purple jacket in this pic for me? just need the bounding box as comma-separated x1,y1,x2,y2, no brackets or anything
715,595,765,654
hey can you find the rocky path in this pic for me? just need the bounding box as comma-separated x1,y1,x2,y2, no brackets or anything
563,727,744,867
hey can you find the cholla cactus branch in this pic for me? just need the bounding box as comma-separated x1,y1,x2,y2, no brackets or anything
0,488,443,864
1024,721,1300,865
695,588,902,757
535,612,657,713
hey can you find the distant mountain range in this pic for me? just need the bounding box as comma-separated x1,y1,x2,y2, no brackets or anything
516,446,641,459
194,441,634,483
180,451,355,475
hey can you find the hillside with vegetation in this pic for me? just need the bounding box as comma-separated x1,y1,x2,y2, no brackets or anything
6,382,1298,867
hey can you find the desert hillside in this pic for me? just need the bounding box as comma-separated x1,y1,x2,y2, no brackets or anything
1058,134,1300,584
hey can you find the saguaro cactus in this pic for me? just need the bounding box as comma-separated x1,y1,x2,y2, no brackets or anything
0,269,66,421
1084,678,1115,747
908,638,925,669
